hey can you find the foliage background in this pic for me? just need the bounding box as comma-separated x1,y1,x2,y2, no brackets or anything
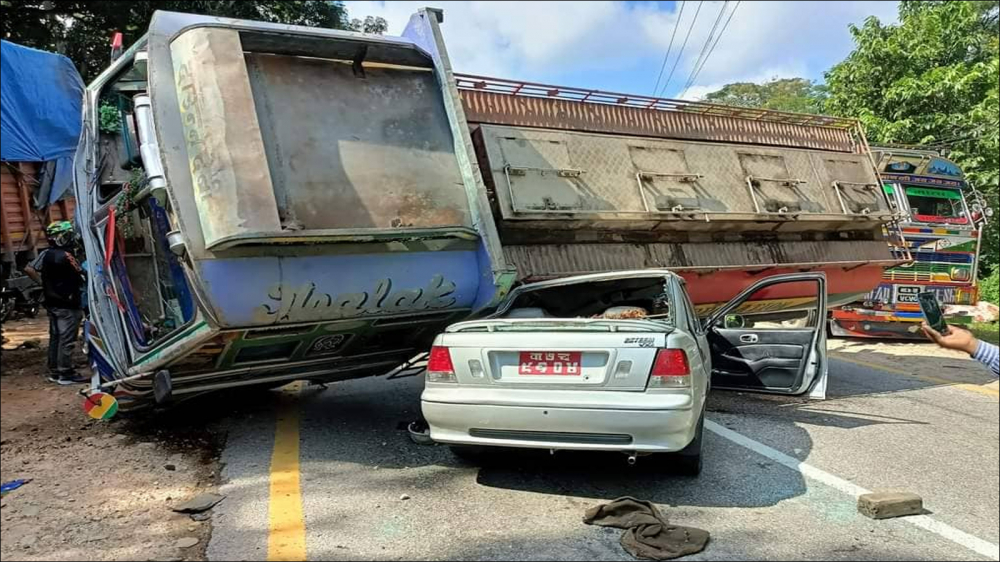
1,1,386,81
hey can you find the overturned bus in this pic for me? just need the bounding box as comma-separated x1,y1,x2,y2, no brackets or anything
76,8,905,409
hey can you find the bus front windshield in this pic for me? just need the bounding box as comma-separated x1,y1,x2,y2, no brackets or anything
904,186,968,224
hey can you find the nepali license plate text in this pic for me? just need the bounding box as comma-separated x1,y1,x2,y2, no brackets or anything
518,351,582,375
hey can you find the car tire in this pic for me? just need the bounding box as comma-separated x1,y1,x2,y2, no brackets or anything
663,410,704,476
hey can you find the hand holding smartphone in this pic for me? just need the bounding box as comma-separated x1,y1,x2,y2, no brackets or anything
918,291,950,335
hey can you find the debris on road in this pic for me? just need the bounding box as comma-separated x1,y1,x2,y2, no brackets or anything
1,478,32,495
16,339,42,350
172,493,225,514
583,497,710,560
175,537,200,549
858,491,924,520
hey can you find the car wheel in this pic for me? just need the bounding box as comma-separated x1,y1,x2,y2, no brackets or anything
663,410,704,476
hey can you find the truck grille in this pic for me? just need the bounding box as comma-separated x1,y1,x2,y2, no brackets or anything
910,252,973,264
883,263,970,283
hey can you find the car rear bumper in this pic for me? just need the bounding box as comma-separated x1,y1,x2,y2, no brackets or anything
421,400,700,452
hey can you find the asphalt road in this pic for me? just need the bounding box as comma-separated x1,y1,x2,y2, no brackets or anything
206,347,999,561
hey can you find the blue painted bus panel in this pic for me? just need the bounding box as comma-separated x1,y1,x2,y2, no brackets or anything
197,250,484,327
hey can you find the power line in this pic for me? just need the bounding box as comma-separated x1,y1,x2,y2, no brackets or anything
652,1,686,96
682,1,729,96
659,0,704,98
680,0,741,99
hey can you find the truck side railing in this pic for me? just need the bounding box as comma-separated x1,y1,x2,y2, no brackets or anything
455,74,857,128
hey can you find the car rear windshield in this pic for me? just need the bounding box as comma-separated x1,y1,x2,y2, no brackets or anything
452,319,672,333
500,276,674,324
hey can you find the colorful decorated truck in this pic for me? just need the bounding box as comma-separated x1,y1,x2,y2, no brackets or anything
830,147,991,338
76,8,905,409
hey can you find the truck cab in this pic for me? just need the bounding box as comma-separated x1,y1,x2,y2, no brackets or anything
831,148,990,338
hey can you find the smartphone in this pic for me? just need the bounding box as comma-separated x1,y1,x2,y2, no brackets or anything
917,291,950,335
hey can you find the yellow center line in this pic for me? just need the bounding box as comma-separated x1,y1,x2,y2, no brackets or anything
268,382,307,561
833,354,999,399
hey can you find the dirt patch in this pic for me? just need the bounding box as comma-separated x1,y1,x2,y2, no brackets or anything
1,316,223,562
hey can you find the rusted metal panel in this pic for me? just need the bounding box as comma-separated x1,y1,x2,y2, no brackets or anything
477,124,887,228
460,89,857,153
457,74,858,126
244,52,471,231
171,27,283,250
504,239,897,280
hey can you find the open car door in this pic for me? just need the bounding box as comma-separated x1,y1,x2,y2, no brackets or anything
705,273,828,399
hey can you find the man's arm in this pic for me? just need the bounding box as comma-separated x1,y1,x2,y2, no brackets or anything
972,340,1000,377
23,265,42,284
24,250,45,284
922,323,999,377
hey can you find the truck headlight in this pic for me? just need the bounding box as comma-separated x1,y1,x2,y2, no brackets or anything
950,268,971,282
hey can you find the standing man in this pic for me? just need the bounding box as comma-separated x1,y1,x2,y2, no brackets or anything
922,323,1000,377
24,221,87,385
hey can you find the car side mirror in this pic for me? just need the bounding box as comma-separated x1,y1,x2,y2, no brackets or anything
724,314,746,329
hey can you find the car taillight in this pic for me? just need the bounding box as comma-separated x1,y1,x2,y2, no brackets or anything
426,346,457,383
649,349,691,388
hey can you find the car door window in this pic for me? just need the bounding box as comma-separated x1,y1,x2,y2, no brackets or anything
706,274,826,395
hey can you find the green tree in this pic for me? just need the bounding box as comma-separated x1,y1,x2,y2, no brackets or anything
824,0,1000,271
1,1,385,82
349,15,388,35
703,78,828,114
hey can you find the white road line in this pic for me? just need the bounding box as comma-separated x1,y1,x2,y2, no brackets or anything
705,420,1000,561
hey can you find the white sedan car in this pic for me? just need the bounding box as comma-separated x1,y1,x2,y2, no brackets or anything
421,269,828,475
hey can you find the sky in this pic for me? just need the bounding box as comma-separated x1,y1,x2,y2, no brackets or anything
342,0,900,100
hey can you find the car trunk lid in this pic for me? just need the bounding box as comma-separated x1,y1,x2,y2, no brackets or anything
441,319,670,390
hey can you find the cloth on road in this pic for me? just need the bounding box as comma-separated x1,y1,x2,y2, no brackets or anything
972,341,999,377
583,497,709,560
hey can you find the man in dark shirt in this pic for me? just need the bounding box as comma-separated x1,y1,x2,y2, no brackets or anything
25,221,86,385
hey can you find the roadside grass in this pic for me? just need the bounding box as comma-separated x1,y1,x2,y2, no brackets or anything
971,322,1000,345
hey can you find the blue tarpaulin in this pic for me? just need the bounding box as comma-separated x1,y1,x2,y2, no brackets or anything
1,40,84,206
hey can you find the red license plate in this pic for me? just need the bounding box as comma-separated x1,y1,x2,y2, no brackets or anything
518,351,582,375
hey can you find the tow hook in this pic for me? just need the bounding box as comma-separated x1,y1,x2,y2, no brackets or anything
626,453,638,466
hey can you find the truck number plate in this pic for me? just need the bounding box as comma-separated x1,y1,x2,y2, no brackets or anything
895,285,921,303
518,352,582,375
